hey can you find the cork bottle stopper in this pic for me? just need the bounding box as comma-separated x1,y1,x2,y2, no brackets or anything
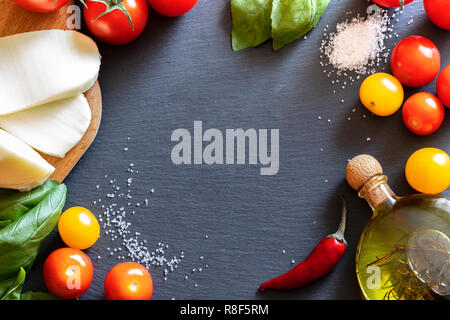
346,155,383,191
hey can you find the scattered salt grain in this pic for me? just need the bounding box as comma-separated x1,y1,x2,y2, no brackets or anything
93,157,185,282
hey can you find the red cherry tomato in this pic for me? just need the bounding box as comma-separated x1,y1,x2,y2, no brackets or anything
371,0,414,7
104,262,153,300
84,0,149,45
390,36,441,88
43,248,93,299
424,0,450,30
402,92,445,136
148,0,198,17
12,0,68,12
437,65,450,108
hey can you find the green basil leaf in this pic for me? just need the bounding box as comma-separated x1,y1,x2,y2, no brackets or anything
0,220,11,230
0,267,25,300
310,0,331,29
21,291,60,300
0,183,67,282
0,276,16,298
0,180,59,222
271,0,315,50
231,0,273,51
274,0,330,50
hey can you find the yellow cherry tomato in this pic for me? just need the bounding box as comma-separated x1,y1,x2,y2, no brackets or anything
58,207,100,250
359,73,404,116
405,148,450,194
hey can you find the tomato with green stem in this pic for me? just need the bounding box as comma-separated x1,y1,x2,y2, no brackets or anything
84,0,149,45
371,0,414,7
402,93,445,136
104,262,153,300
13,0,69,12
43,248,93,299
405,148,450,194
148,0,198,17
437,65,450,108
390,36,441,88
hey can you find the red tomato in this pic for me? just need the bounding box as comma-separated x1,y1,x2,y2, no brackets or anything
13,0,68,12
43,248,93,299
402,92,445,136
390,36,441,88
371,0,414,7
437,65,450,108
424,0,450,30
148,0,198,17
104,262,153,300
84,0,149,45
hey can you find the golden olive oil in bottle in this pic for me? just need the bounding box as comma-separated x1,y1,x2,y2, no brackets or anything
346,155,450,300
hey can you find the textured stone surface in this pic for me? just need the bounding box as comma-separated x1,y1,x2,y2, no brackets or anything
24,0,450,299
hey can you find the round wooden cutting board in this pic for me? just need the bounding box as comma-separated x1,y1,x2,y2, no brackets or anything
0,0,102,182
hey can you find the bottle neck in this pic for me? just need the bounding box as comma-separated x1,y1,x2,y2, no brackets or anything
358,175,397,213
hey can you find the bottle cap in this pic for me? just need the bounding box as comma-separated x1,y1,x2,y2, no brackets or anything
346,155,383,191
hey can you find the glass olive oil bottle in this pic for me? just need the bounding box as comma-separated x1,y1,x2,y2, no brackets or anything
346,155,450,300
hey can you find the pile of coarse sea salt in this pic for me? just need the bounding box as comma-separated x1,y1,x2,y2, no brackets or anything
319,5,403,90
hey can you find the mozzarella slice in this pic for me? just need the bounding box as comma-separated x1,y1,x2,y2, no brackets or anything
0,94,91,158
0,29,100,115
0,129,54,191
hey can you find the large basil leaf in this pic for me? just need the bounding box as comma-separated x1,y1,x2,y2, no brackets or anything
0,220,11,230
271,0,330,50
0,268,25,300
310,0,331,29
0,274,16,298
0,183,67,282
271,0,315,50
231,0,331,51
231,0,273,51
0,180,59,222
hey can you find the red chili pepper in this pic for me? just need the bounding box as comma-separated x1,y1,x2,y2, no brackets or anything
259,196,347,291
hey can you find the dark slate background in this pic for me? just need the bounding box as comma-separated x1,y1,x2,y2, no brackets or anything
24,0,449,299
